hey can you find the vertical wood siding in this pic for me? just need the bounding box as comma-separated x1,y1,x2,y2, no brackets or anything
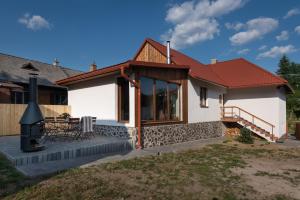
0,104,71,136
135,43,167,63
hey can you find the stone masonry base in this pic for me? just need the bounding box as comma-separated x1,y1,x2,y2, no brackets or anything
141,121,225,148
95,121,225,148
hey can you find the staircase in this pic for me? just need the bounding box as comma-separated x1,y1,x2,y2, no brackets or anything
221,106,276,142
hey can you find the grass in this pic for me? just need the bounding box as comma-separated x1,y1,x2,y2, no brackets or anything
0,153,25,197
1,141,299,200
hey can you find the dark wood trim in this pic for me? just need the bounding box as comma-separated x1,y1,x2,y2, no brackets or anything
117,77,130,122
182,78,188,124
142,120,185,126
153,79,156,121
135,72,140,128
117,79,121,122
133,68,188,127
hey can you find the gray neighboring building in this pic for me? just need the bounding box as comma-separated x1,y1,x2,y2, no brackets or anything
0,53,82,105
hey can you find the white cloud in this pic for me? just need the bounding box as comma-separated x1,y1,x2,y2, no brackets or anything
229,17,278,45
276,30,289,41
18,13,50,30
225,22,244,31
237,48,250,55
284,8,300,19
257,45,297,59
161,0,247,49
258,45,267,51
295,26,300,34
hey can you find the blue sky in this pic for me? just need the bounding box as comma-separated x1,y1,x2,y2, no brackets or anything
0,0,299,73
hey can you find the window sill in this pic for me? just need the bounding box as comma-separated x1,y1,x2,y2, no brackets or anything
118,120,129,124
142,120,185,126
200,105,209,108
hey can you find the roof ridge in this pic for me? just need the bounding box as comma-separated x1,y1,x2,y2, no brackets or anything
0,52,83,73
240,58,287,83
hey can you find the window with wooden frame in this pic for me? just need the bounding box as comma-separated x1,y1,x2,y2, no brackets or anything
117,77,129,122
140,76,180,123
200,87,208,107
219,94,224,105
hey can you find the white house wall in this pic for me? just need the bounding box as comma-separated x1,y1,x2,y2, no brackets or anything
67,75,135,127
188,77,226,123
224,86,286,138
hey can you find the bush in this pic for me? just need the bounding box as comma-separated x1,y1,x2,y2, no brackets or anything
59,112,71,119
237,128,254,144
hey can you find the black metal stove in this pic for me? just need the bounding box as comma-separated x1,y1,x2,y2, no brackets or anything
19,75,45,152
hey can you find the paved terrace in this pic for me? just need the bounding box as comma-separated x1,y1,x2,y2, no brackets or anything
0,135,134,169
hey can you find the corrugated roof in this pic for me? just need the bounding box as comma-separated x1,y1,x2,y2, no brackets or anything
0,53,82,88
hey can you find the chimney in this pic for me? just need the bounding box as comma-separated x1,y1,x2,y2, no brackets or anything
211,58,218,64
89,61,97,71
53,58,59,66
166,41,171,64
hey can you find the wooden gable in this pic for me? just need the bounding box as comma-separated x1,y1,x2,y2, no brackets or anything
135,42,167,64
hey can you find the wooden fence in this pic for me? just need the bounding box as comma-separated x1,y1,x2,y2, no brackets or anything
0,104,71,136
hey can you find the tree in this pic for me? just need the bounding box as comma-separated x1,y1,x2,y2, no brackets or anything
276,55,290,80
276,55,300,119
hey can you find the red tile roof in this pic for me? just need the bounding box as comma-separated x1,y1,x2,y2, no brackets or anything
139,38,289,90
209,58,288,89
58,38,290,91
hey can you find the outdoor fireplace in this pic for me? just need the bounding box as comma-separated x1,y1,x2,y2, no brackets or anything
19,75,45,152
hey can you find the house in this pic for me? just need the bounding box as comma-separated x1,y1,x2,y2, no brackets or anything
0,53,82,105
57,38,292,148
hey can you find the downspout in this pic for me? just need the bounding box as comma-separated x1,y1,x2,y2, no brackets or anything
120,65,142,149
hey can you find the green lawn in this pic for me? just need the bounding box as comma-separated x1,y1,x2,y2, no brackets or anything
1,140,300,200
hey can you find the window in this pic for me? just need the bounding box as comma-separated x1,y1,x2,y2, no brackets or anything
50,93,67,105
117,78,129,122
219,94,224,105
141,77,154,121
11,91,28,104
156,80,168,120
140,76,181,122
200,87,207,107
169,83,180,120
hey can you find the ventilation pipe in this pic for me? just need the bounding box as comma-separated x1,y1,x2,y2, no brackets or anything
167,41,171,64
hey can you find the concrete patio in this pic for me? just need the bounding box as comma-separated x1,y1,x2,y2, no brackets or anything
0,135,134,168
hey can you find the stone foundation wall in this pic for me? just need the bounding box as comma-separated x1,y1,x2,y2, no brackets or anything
94,121,225,148
142,121,225,148
94,125,137,139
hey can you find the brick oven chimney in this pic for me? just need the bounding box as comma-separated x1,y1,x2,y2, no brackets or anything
89,61,97,71
211,58,218,64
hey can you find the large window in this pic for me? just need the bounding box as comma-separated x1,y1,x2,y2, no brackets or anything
117,77,129,122
141,76,180,122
